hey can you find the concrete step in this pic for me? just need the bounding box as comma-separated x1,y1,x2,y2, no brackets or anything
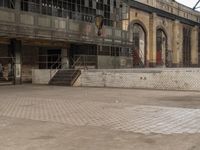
52,74,74,78
57,70,76,73
51,79,72,82
49,69,81,86
50,83,71,86
51,81,71,84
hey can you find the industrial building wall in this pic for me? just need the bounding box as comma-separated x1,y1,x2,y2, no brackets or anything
127,7,199,67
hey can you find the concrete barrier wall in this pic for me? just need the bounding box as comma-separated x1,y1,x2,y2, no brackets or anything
32,68,200,91
32,69,57,84
77,69,200,91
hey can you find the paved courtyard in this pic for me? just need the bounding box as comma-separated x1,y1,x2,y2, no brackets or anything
1,85,200,150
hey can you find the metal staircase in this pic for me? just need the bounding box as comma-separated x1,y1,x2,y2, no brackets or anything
49,69,81,86
48,55,82,86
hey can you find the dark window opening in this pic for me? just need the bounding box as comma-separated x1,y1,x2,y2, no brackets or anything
183,27,191,67
39,49,61,69
132,24,146,67
0,0,15,9
19,0,123,27
156,29,167,67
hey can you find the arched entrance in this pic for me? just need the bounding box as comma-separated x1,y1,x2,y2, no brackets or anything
132,24,146,67
156,29,167,67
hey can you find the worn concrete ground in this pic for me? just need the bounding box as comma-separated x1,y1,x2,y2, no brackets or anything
1,85,200,150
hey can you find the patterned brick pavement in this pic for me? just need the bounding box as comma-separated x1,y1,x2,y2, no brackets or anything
1,95,200,135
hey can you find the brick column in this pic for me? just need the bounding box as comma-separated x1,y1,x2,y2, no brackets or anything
15,0,21,10
191,26,199,67
149,13,157,67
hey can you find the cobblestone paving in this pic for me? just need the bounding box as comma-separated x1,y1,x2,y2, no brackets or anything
1,95,200,134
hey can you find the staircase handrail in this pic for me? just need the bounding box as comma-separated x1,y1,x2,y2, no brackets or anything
73,55,94,70
50,56,62,80
72,55,82,69
70,69,81,86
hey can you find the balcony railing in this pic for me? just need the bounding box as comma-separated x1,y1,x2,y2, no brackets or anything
0,7,131,47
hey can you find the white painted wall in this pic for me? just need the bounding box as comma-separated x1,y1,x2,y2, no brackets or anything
32,69,57,84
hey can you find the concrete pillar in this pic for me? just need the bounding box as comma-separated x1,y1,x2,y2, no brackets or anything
149,13,157,67
11,39,22,84
15,0,21,10
61,49,69,69
172,20,182,67
191,26,199,66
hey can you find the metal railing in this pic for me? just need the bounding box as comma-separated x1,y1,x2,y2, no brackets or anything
49,55,84,81
48,55,83,85
73,55,97,69
71,56,83,69
0,7,128,47
50,56,63,80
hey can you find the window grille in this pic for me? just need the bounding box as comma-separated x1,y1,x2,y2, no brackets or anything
19,0,124,27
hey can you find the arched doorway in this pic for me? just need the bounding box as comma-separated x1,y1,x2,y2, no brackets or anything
156,29,167,67
132,24,146,67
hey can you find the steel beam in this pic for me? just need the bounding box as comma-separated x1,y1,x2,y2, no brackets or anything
193,0,200,10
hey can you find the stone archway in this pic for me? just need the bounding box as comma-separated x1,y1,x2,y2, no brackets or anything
132,23,147,67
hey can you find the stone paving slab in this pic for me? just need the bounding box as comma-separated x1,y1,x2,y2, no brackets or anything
1,95,200,135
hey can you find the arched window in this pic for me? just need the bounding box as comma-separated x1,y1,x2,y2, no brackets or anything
183,27,191,67
156,29,167,67
132,24,146,67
